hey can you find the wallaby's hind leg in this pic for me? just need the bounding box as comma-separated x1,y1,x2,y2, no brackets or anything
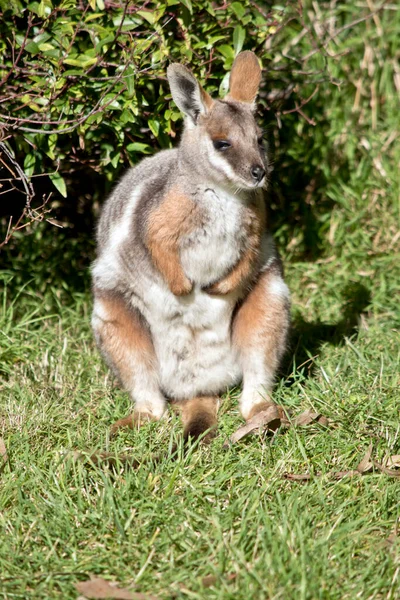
233,261,290,421
92,291,167,431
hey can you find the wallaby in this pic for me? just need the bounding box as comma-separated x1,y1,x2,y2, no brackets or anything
91,51,290,441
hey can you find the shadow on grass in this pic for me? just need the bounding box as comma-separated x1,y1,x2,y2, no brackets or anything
283,282,371,383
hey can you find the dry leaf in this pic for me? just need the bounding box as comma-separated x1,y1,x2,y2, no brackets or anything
372,461,400,478
385,455,400,469
356,444,373,473
293,409,329,427
201,576,217,588
201,573,237,587
224,404,282,447
283,473,314,481
284,445,400,482
0,437,8,473
0,438,7,461
75,577,158,600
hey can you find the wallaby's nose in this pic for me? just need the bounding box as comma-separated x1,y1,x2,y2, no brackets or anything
251,165,265,182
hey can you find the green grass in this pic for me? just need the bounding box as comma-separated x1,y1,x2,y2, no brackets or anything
1,3,400,598
1,209,399,599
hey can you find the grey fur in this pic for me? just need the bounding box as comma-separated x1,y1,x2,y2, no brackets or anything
91,52,290,426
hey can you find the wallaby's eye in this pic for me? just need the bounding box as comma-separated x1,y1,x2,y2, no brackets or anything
213,140,231,151
257,137,264,146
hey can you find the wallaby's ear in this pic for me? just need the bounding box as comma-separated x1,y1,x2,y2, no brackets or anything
167,63,213,124
227,51,261,104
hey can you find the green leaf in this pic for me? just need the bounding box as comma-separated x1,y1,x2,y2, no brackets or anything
24,154,36,178
63,56,97,68
24,41,40,55
148,119,160,137
219,71,230,96
179,0,192,13
125,66,135,97
49,172,67,197
231,2,246,19
126,142,152,154
233,25,245,55
136,10,156,24
218,45,235,60
38,42,54,51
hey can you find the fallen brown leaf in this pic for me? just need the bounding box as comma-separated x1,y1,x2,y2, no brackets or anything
283,472,314,481
75,577,158,600
293,409,329,427
0,437,8,473
201,573,237,587
283,445,400,482
224,404,282,447
385,455,400,469
356,444,373,473
372,461,400,478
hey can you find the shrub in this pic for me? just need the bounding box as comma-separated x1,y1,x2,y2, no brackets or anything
0,1,398,261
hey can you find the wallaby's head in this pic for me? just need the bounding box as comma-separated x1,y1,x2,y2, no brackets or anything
167,51,268,191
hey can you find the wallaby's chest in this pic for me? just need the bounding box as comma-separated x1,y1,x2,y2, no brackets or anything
180,187,247,287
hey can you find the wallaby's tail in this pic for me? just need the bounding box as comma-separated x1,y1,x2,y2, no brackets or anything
181,396,219,442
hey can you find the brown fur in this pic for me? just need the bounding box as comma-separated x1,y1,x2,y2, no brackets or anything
204,200,266,295
200,100,266,182
94,291,154,377
233,265,289,377
146,187,200,296
200,87,214,111
180,396,219,442
227,51,262,104
93,291,159,431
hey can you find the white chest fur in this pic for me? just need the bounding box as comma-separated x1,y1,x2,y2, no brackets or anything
180,186,246,287
139,186,248,399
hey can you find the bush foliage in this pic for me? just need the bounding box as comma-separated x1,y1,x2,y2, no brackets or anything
0,0,399,258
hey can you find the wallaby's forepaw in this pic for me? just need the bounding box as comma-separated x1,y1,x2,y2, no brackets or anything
110,410,155,436
203,279,234,296
170,276,193,297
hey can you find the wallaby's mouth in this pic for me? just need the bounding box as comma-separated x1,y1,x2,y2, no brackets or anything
236,173,267,191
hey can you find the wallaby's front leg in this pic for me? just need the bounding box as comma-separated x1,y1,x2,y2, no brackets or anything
92,290,167,431
146,188,199,296
232,260,290,421
204,201,265,296
204,243,258,295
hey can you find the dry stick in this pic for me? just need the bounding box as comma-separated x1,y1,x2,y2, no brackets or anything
0,142,34,204
0,141,55,248
0,14,33,88
2,84,127,134
303,1,390,61
282,85,319,116
0,196,53,249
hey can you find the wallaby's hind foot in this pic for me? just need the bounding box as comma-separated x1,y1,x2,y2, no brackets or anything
110,409,159,436
180,396,219,443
